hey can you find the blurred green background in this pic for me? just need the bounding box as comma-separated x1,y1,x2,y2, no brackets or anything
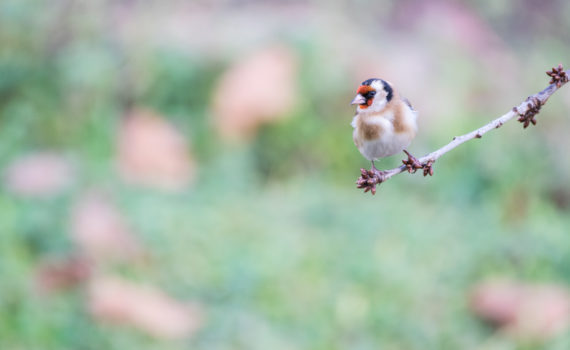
1,0,570,349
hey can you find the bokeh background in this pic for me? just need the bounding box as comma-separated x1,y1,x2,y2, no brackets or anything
1,0,570,349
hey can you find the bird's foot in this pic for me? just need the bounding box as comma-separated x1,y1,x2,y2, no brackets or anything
402,150,435,177
356,168,389,195
402,150,423,173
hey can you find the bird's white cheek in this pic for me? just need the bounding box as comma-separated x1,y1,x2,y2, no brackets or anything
368,99,387,113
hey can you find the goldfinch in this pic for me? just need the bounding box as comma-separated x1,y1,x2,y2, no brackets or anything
351,78,419,174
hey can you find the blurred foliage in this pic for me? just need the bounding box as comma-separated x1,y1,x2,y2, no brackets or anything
1,0,570,349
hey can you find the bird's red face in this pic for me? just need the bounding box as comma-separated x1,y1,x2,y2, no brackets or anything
352,85,377,109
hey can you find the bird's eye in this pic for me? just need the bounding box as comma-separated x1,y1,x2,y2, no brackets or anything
367,91,376,98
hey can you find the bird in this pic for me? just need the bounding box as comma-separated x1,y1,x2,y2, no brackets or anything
351,78,420,177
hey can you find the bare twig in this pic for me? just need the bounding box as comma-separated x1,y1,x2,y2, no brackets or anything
357,65,570,194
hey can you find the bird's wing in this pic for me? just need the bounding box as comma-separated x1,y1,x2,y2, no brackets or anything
402,97,415,111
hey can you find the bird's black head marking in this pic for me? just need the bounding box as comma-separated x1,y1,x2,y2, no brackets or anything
381,79,393,102
361,78,379,86
360,78,393,102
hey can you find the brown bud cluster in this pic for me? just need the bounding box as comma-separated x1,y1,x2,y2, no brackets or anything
402,150,423,174
546,64,568,88
356,168,382,195
423,160,435,177
401,150,434,177
514,97,543,129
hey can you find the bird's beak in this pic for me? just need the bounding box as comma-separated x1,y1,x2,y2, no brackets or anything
351,94,366,105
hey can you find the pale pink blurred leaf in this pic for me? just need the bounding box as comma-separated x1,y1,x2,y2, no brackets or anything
89,277,203,339
70,192,143,263
471,280,570,340
118,109,195,190
4,152,74,197
212,45,298,141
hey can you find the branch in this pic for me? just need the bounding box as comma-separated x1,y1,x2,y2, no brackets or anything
357,64,570,194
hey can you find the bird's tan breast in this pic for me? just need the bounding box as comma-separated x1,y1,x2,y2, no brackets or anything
357,117,383,140
353,97,417,143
